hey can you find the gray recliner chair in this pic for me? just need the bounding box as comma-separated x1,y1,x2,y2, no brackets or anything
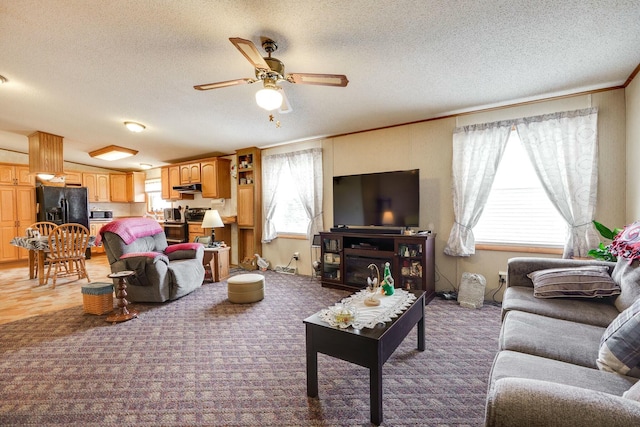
99,217,205,302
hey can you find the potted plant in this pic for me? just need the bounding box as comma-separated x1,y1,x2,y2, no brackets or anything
588,220,622,262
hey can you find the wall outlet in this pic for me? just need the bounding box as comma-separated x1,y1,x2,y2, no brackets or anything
498,271,507,284
293,252,300,260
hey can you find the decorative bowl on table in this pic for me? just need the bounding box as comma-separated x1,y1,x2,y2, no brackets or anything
328,302,358,328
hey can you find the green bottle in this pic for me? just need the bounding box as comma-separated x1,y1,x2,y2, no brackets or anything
381,262,395,295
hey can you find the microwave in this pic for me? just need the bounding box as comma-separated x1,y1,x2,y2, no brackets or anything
164,208,182,222
90,210,113,219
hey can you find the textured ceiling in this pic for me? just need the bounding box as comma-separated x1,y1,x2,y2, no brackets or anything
0,0,639,171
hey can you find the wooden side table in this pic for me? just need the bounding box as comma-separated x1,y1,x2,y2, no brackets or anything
203,246,231,282
106,271,138,323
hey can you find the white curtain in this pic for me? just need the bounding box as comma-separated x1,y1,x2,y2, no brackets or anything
444,121,512,256
261,154,287,243
261,148,323,242
515,107,599,258
288,148,324,239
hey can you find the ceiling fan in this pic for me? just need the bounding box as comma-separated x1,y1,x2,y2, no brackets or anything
194,37,349,113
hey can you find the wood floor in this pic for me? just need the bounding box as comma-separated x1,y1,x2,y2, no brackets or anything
0,254,112,325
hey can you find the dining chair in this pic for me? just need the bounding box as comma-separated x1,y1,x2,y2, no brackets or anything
28,221,58,278
45,223,91,288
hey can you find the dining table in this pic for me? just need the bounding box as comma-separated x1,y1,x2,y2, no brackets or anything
10,235,96,286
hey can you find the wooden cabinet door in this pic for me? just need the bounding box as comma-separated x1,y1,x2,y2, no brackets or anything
237,186,254,227
128,172,146,203
96,174,110,202
64,171,83,186
161,167,170,200
109,174,127,202
0,165,15,185
15,187,35,259
15,166,35,186
169,166,181,199
83,173,98,201
180,163,201,184
0,187,17,262
201,158,231,198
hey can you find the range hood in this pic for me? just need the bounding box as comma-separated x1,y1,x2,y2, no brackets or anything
172,183,202,193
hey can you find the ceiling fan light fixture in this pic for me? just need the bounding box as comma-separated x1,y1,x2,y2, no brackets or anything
255,87,283,111
124,121,146,132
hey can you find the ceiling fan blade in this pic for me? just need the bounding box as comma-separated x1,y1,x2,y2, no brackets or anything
278,87,293,114
194,78,256,91
229,37,271,71
286,73,349,87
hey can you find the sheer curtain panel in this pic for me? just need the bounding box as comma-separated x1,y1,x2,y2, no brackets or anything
515,107,599,258
444,121,512,256
261,148,323,242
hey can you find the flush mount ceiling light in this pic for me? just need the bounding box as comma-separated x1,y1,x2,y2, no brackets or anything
124,121,146,132
255,79,283,111
139,163,152,170
89,145,138,161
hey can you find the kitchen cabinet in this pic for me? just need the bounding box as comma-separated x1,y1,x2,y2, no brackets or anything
179,162,201,184
83,173,110,202
64,170,83,186
110,172,145,203
0,185,36,262
89,221,108,254
0,163,35,186
236,147,262,261
200,157,231,199
161,165,193,201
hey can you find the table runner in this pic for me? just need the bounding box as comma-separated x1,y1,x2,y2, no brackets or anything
319,288,416,329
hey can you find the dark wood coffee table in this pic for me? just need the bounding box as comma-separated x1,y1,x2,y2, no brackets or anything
304,289,425,425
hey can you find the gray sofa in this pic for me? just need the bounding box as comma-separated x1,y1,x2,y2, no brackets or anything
100,218,205,302
485,256,640,426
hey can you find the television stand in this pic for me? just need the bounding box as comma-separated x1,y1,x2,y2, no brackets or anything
319,231,435,303
330,226,404,235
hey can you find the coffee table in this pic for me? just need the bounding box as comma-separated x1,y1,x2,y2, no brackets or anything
304,289,425,425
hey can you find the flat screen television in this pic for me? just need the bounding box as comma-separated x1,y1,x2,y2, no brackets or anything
333,169,420,228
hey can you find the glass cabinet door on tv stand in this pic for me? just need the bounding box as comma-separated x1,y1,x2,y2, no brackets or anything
320,234,342,285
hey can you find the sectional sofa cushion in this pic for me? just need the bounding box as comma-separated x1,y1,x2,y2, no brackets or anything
500,310,604,368
527,266,620,299
598,298,640,378
490,350,637,396
502,286,621,327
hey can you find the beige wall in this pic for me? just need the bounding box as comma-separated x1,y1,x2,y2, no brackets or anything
261,89,628,299
627,76,640,222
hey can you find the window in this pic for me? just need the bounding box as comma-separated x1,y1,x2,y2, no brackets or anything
473,130,567,247
262,148,323,241
144,179,170,214
271,166,309,235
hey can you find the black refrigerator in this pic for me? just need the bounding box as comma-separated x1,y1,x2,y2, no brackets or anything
36,186,90,229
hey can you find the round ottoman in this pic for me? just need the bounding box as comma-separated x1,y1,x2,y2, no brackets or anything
227,273,265,303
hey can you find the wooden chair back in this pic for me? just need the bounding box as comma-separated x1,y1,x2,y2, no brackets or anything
45,223,91,288
29,221,58,237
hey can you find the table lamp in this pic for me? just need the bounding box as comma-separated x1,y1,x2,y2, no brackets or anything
201,209,224,247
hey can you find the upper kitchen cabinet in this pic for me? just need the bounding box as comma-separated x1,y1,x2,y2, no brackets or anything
110,172,145,203
0,163,35,186
161,165,193,201
180,163,201,185
83,172,110,202
200,158,231,199
63,171,83,186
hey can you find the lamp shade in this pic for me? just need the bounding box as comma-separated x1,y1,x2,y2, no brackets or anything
201,209,224,229
255,87,283,111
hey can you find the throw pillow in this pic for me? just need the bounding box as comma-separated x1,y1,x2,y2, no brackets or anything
597,298,640,378
612,257,640,312
527,266,620,298
623,381,640,401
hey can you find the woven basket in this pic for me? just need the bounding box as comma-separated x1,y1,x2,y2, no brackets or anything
81,283,114,315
